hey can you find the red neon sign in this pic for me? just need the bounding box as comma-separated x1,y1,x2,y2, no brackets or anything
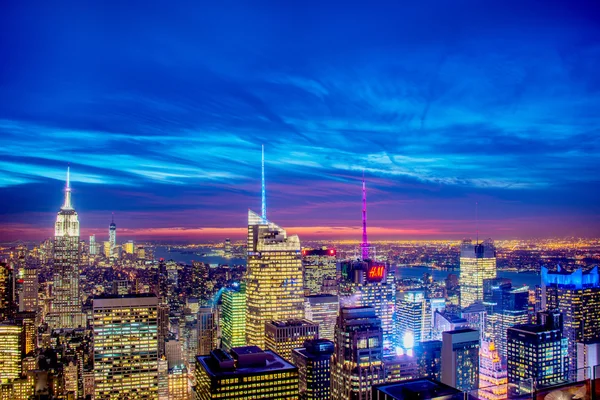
367,265,385,281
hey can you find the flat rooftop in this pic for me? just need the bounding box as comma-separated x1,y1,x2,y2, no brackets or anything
373,378,463,400
197,347,297,378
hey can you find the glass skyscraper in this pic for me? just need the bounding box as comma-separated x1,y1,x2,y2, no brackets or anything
221,284,246,351
245,210,304,348
459,239,497,309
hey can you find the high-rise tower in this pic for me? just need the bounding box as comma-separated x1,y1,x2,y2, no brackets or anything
50,167,83,329
245,146,304,348
109,213,116,258
459,239,496,309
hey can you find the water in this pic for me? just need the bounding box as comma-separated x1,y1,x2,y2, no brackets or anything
153,246,245,267
154,246,541,287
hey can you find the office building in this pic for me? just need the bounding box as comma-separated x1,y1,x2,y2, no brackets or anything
459,239,496,309
431,311,468,341
441,328,480,392
265,319,319,361
0,322,21,384
372,378,463,400
0,263,14,322
50,167,84,329
396,290,430,349
191,261,210,300
19,266,38,313
221,285,246,351
198,307,217,356
485,283,529,358
461,302,487,343
415,340,442,381
507,311,568,395
109,214,116,258
93,294,159,399
89,234,98,255
576,340,600,381
103,241,111,258
339,260,395,354
168,364,189,400
304,294,339,341
245,210,304,348
331,307,385,400
478,341,507,400
124,240,135,255
292,339,335,400
383,354,419,382
540,266,600,374
195,346,298,399
302,247,337,296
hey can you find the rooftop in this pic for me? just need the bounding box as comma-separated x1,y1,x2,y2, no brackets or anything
373,378,463,400
197,346,297,378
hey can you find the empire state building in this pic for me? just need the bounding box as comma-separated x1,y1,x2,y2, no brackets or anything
49,167,84,329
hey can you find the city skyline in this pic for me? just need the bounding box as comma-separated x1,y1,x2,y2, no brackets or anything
1,1,600,241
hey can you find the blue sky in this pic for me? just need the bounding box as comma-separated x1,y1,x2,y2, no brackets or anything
1,1,599,241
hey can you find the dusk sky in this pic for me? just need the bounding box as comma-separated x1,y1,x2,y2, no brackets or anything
1,1,600,242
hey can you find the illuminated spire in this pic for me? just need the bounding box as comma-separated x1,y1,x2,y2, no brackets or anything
62,166,73,210
261,144,266,221
360,173,369,260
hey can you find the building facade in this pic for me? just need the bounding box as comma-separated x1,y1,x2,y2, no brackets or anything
195,346,298,399
93,294,159,399
245,210,304,348
221,285,246,351
441,328,480,392
292,339,335,400
304,294,339,341
264,319,319,361
302,247,337,296
506,311,568,395
331,307,385,400
459,239,496,309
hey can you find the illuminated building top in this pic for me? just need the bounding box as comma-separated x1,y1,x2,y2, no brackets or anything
55,166,79,237
541,265,600,289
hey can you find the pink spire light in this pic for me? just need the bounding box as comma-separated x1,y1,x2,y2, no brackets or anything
360,174,370,260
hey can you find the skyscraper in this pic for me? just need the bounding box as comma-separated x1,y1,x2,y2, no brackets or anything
221,284,246,351
540,265,600,375
50,167,83,329
19,266,38,314
339,260,395,353
245,147,304,350
396,290,430,348
264,319,319,361
304,294,339,341
292,339,335,400
459,239,496,309
89,234,98,256
507,311,568,395
93,294,159,399
109,213,116,258
245,211,304,347
331,307,385,400
339,179,395,353
441,328,480,392
198,306,217,356
0,263,15,322
302,247,337,296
